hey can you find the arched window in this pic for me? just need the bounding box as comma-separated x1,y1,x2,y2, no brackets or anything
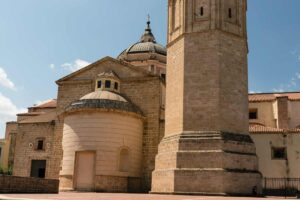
200,7,204,16
119,148,130,172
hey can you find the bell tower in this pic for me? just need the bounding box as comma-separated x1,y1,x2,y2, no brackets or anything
151,0,262,195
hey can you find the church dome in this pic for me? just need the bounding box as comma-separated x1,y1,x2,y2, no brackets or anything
80,90,127,102
124,42,166,56
118,19,166,61
65,90,142,115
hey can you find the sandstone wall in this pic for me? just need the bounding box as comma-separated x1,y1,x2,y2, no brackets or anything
13,123,56,179
55,58,164,191
60,111,143,191
0,175,59,193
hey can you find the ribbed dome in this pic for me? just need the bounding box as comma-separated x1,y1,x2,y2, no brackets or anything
124,42,166,55
80,91,127,102
118,19,167,60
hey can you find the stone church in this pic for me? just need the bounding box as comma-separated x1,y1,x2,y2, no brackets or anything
2,0,277,195
10,18,167,193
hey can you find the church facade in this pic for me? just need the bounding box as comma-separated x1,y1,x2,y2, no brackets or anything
8,20,167,192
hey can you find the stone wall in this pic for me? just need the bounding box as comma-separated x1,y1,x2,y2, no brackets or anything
249,101,277,128
60,111,143,191
0,175,59,193
8,133,17,168
4,122,18,168
277,97,289,129
13,122,56,179
56,58,164,191
122,77,163,191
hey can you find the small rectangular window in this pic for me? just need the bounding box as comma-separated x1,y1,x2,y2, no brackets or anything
272,147,287,160
37,140,44,150
105,80,111,88
228,8,232,18
97,81,102,89
114,82,119,90
249,109,258,119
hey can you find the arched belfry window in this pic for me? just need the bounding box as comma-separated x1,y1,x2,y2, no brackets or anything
200,7,204,16
119,148,130,172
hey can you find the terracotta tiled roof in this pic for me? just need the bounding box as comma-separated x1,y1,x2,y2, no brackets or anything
17,112,43,116
249,123,300,134
249,92,300,102
31,99,57,108
249,123,284,133
19,111,56,124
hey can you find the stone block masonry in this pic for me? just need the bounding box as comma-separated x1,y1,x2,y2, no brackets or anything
0,175,59,193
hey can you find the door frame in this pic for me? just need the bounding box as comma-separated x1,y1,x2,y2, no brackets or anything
73,150,96,191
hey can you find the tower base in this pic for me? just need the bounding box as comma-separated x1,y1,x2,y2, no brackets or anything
151,132,262,196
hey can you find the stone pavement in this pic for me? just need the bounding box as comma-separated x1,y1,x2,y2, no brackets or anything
0,193,295,200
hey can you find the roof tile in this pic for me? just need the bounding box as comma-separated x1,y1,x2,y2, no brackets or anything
32,99,57,108
249,92,300,102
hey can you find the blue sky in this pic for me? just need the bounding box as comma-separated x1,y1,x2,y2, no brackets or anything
0,0,300,138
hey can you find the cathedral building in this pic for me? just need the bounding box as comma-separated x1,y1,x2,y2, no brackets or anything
6,20,167,192
1,0,300,196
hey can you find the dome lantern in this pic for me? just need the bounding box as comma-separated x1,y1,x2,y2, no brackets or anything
95,71,121,93
140,16,156,43
117,18,166,63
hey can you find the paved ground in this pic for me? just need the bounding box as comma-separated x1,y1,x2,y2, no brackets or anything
0,193,296,200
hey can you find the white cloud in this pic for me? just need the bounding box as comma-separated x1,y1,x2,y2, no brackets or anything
272,72,300,92
249,90,261,94
49,64,55,70
289,78,297,87
291,50,297,55
61,59,91,72
273,88,284,93
0,92,26,123
0,67,16,90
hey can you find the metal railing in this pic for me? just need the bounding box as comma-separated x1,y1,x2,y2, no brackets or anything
263,178,300,198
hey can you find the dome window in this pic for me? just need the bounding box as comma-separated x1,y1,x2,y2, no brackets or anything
114,82,119,90
105,80,111,89
97,81,102,89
